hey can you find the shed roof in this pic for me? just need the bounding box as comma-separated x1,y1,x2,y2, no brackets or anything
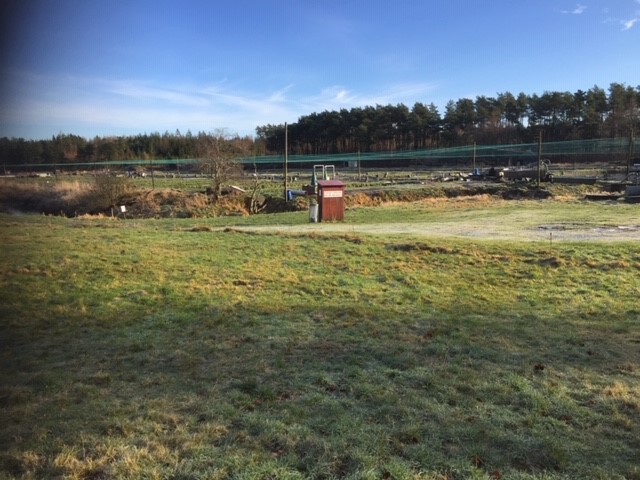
317,179,345,187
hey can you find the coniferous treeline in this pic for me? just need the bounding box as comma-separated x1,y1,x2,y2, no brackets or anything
0,131,258,168
1,83,638,167
257,83,639,154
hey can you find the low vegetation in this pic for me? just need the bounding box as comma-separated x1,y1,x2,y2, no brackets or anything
0,175,291,218
1,197,639,478
0,173,603,220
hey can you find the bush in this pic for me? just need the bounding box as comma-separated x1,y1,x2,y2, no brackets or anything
92,173,129,214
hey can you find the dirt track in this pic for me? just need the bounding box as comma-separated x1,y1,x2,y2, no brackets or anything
231,221,640,242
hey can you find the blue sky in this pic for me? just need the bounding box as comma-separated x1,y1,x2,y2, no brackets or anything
1,0,639,140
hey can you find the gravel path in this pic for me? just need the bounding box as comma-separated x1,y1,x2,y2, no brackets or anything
230,221,640,242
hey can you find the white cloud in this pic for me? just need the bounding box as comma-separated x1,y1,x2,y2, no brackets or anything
604,1,640,30
301,82,438,112
106,82,209,107
573,4,587,14
0,71,300,136
0,70,439,139
561,4,587,14
266,85,294,103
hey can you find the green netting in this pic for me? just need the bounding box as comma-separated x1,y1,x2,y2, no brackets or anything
10,138,639,169
248,138,639,165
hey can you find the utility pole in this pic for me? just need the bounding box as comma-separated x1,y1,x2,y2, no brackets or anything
628,127,635,177
472,141,476,173
537,130,543,188
150,158,155,190
284,122,288,202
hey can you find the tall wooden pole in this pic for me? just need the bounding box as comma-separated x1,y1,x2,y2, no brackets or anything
472,141,476,173
284,122,288,202
628,127,634,177
537,130,543,188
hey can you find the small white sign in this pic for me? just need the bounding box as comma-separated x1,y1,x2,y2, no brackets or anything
322,190,343,198
120,205,127,213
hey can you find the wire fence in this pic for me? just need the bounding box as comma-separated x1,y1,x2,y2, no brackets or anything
249,138,638,165
4,137,638,171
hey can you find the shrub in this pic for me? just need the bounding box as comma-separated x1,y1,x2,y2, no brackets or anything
91,173,129,214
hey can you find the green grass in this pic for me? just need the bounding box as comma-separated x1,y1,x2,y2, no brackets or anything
160,196,640,243
1,208,639,479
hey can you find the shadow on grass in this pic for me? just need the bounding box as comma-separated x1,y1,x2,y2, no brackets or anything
2,299,638,479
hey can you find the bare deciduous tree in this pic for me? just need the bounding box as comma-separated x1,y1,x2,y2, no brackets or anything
248,162,267,214
196,129,248,201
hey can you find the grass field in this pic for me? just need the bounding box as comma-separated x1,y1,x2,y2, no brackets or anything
1,199,639,479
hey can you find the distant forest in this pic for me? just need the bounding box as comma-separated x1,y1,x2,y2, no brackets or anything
1,82,638,168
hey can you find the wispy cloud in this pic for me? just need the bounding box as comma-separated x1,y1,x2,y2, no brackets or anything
106,81,209,107
0,71,296,137
562,4,587,14
0,70,439,139
626,0,640,29
573,4,587,14
606,0,640,30
293,82,439,116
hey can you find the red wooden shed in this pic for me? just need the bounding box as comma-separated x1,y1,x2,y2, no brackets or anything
317,179,345,222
